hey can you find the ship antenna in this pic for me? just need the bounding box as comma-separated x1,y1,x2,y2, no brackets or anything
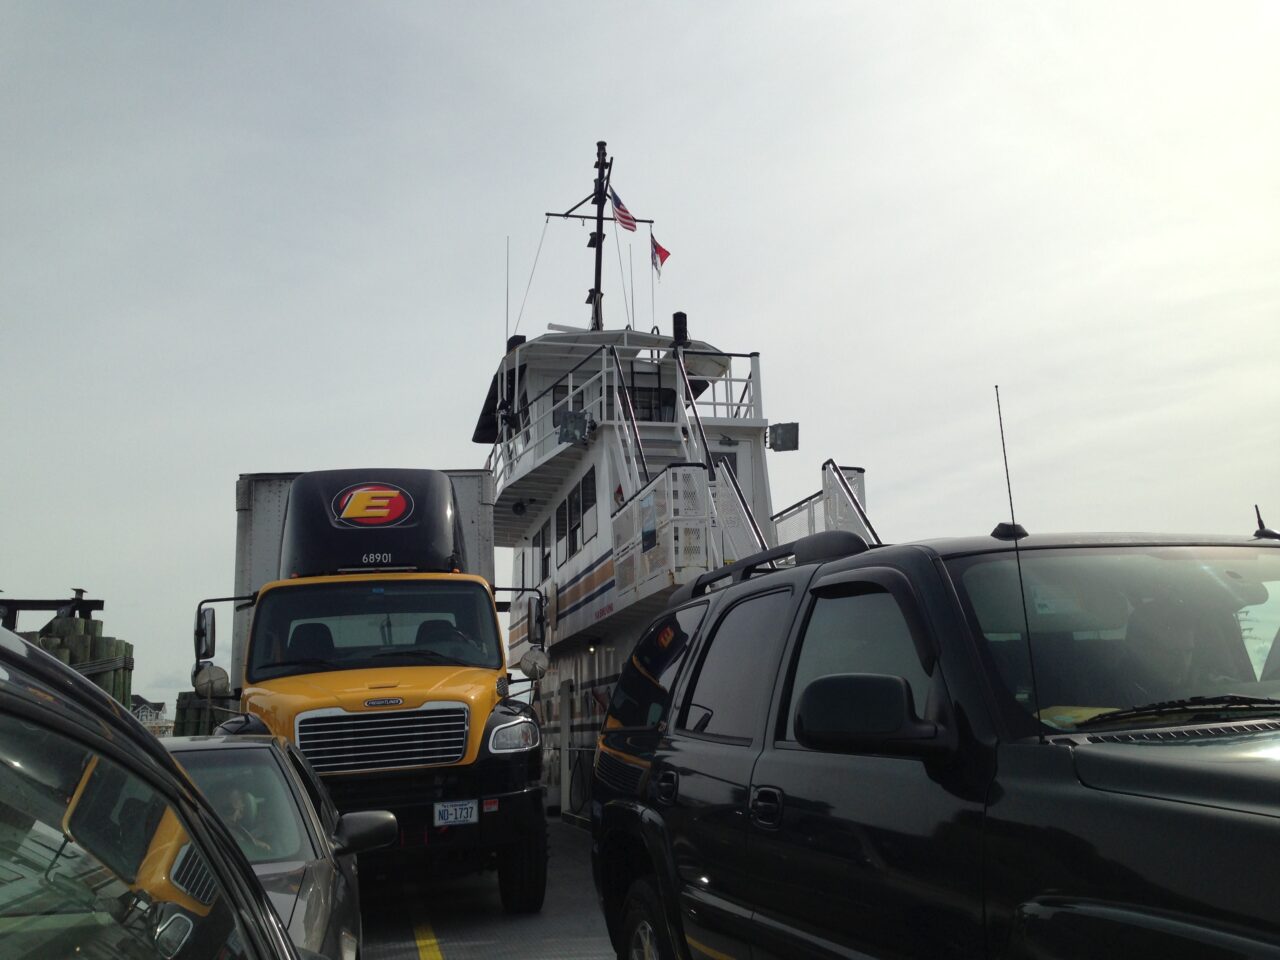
995,386,1044,743
505,235,510,342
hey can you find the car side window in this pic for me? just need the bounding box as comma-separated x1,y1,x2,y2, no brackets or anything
784,587,931,742
605,603,708,729
679,590,793,742
0,711,253,960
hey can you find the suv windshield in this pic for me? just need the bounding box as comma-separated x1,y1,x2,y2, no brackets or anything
247,580,502,682
948,545,1280,732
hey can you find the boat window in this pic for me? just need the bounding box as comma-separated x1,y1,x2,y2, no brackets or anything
556,469,598,567
582,468,598,544
552,384,584,428
533,519,551,584
632,387,676,423
556,501,568,565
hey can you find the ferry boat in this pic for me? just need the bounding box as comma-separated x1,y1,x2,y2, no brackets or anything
471,142,878,813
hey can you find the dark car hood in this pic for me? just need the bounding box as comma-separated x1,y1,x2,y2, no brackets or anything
253,860,308,928
1073,725,1280,818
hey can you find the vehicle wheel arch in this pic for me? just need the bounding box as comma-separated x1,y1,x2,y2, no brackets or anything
599,800,686,956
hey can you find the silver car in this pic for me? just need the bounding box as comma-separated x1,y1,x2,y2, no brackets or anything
165,735,394,960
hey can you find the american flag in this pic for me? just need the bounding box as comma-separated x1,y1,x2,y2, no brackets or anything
609,188,637,232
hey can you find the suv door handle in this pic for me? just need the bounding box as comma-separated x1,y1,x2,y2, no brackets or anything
655,770,679,803
751,786,784,828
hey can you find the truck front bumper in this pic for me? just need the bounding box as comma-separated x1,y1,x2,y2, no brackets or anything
322,755,544,854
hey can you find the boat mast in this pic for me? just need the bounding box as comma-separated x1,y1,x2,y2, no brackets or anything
545,141,653,332
589,141,608,332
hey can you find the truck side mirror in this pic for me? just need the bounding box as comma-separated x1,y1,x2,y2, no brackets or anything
794,674,948,758
194,607,216,662
527,595,546,647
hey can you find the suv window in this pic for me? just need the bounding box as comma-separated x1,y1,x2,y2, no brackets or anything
679,590,793,741
785,587,931,741
605,604,707,729
0,712,252,960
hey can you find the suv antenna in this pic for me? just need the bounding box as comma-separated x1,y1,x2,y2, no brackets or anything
1255,505,1280,541
995,386,1044,744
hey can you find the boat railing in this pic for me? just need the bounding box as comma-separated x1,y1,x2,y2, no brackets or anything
674,350,715,481
608,346,650,487
771,490,824,544
681,350,762,421
487,346,758,495
710,455,773,565
611,462,724,605
821,459,881,545
770,461,881,546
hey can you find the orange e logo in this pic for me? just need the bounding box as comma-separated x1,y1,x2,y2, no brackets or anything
332,483,414,527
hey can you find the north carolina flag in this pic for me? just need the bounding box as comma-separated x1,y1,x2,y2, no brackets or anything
609,188,637,232
651,235,670,276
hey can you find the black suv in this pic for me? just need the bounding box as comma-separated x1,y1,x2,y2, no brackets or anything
591,530,1280,959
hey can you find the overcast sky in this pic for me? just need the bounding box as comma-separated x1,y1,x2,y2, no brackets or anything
3,2,1277,708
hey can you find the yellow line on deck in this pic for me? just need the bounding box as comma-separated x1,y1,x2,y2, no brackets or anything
414,921,444,960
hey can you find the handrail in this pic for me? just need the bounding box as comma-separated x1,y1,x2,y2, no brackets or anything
733,373,752,419
822,458,882,545
675,349,715,481
771,489,822,521
609,346,651,484
680,349,758,360
609,461,708,518
714,456,769,553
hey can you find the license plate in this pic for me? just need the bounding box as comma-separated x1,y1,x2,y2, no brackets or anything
433,800,478,826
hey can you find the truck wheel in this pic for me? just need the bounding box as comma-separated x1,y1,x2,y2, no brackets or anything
618,877,675,960
498,824,547,914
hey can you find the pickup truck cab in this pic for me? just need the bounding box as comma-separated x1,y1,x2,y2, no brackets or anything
592,530,1280,959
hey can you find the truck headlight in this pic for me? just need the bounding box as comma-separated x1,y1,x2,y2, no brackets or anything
488,718,540,753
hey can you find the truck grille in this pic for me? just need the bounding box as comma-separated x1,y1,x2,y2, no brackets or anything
296,704,469,773
595,748,646,795
171,844,216,906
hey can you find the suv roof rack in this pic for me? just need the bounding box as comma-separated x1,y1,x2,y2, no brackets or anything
673,530,871,604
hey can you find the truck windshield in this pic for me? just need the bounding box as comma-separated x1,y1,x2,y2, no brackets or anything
947,546,1280,733
247,580,503,682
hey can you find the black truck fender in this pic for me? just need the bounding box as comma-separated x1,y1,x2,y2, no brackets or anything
1005,897,1280,960
596,797,691,960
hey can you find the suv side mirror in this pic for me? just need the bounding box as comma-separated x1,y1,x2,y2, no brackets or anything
527,595,546,647
333,810,397,856
795,674,948,758
194,607,216,662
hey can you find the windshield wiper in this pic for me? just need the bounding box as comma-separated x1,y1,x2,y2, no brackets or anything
267,658,333,669
1073,695,1280,730
368,649,460,665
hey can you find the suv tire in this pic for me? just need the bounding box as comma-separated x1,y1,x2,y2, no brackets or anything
618,876,675,960
498,822,547,914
